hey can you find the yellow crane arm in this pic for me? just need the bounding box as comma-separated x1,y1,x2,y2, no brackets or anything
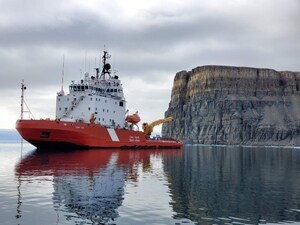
149,117,174,127
142,117,174,137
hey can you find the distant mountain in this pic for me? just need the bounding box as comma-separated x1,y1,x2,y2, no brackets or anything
0,129,22,142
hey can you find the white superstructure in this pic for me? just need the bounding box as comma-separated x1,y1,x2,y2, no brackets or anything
55,51,126,128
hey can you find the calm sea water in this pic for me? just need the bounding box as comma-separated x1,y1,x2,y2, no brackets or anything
1,131,300,225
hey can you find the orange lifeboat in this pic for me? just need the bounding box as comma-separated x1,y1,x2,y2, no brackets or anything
125,113,141,124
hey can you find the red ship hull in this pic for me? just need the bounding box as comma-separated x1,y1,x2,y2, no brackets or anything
16,119,182,149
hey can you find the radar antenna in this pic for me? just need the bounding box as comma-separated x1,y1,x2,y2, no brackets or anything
101,50,111,79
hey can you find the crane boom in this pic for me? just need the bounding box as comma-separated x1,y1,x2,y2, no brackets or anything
142,117,174,137
149,117,174,127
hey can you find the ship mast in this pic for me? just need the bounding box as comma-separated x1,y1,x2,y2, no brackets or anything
20,80,34,119
100,50,111,79
61,55,65,93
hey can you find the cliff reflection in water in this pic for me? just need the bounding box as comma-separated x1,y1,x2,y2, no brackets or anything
163,145,300,224
15,148,181,224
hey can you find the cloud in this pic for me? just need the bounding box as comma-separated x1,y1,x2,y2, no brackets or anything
0,0,300,129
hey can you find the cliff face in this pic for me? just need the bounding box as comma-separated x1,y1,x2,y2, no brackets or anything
162,66,300,146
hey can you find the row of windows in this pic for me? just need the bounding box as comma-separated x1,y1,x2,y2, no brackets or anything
92,108,116,113
97,118,115,122
58,97,123,106
89,98,109,103
59,107,116,113
69,85,122,93
70,85,88,92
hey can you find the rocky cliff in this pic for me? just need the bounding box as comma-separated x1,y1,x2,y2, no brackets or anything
162,66,300,146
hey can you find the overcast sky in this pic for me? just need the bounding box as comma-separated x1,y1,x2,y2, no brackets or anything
0,0,300,131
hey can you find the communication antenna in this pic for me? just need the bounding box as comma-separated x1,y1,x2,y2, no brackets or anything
61,55,65,93
84,50,87,72
101,48,111,79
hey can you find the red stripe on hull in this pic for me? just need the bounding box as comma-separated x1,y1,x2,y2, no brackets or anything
16,119,182,149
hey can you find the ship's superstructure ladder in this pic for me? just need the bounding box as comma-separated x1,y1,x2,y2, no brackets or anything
62,95,86,118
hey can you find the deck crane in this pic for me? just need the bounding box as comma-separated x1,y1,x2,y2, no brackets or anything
142,117,174,138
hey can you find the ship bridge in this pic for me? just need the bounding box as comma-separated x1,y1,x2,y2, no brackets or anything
68,73,124,100
55,51,127,128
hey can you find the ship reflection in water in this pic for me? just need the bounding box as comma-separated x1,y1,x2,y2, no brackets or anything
15,148,183,224
14,146,300,224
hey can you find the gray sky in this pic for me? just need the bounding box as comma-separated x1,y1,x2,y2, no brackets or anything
1,0,300,130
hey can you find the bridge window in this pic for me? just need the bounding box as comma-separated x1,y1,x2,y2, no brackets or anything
119,102,123,107
69,86,72,92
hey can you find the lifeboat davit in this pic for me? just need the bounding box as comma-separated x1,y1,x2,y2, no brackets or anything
125,113,141,124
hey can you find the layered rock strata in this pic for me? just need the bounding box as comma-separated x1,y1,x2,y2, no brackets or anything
162,66,300,146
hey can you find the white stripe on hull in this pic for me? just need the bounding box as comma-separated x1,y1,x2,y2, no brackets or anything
107,128,120,141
